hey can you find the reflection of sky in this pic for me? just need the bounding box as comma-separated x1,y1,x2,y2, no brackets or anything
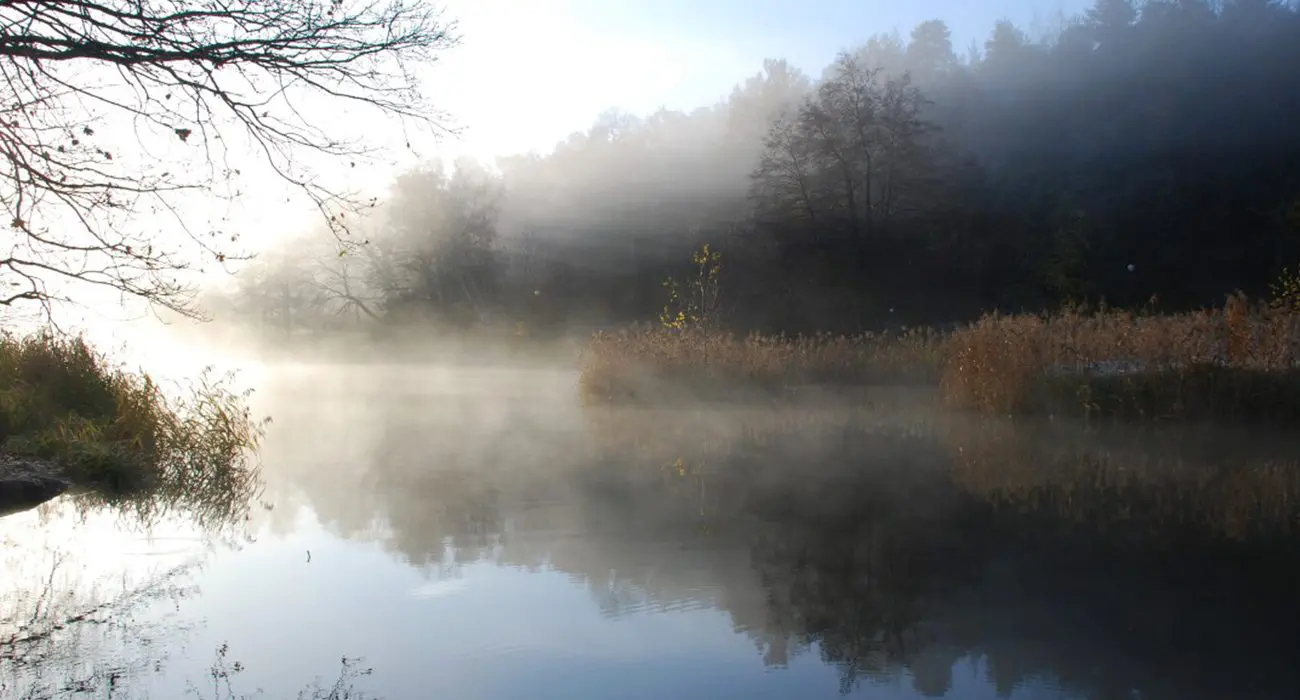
3,495,1063,699
0,358,1097,699
113,511,1056,700
0,500,206,602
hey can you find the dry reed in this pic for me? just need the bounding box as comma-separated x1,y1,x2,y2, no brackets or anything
579,324,947,403
941,294,1300,421
582,294,1300,419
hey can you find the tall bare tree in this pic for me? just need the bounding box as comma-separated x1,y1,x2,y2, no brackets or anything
754,52,936,261
0,0,458,319
751,110,820,238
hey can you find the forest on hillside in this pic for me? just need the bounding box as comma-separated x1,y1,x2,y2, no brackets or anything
217,0,1300,338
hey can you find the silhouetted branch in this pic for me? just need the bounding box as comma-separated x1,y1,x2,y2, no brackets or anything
0,0,459,319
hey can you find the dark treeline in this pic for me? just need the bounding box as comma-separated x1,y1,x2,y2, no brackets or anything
223,0,1300,337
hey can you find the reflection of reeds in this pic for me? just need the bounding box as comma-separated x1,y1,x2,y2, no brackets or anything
582,407,964,540
584,402,945,464
943,418,1300,540
2,505,371,699
941,298,1300,421
587,404,1300,544
1,554,198,676
189,644,375,700
575,406,1300,698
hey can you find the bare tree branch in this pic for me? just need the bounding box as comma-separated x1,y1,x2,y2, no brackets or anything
0,0,459,320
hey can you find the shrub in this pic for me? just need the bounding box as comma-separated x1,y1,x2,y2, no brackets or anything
659,243,723,331
1270,265,1300,312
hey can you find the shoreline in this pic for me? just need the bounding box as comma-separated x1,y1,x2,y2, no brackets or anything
0,454,72,519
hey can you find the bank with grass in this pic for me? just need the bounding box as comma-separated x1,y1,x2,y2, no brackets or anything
942,295,1300,422
0,331,264,524
580,288,1300,423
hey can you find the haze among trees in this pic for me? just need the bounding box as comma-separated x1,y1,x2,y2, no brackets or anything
216,1,1299,337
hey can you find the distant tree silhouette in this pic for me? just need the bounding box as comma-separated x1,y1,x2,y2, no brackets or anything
223,0,1300,335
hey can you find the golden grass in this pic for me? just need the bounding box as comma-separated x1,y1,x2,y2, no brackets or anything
579,325,947,403
580,295,1300,419
940,295,1300,421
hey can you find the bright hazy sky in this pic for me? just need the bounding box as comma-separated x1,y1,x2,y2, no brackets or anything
429,0,1092,160
190,0,1094,240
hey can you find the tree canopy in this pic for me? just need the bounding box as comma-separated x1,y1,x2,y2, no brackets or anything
223,0,1300,337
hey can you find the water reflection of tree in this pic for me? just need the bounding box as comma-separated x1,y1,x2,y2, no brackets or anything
589,424,996,695
1,502,204,698
275,399,1300,700
722,420,1300,699
1,425,268,699
2,495,377,699
253,380,591,572
746,455,983,693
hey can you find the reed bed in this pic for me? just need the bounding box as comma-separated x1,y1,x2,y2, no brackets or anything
579,325,946,404
941,295,1300,421
580,295,1300,420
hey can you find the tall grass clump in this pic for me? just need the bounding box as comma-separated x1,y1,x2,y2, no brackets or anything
0,330,265,527
941,295,1300,422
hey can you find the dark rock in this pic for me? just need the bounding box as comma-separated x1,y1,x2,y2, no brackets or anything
0,454,72,519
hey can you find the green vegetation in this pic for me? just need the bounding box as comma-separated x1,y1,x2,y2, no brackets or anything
659,243,724,331
0,331,265,527
1271,264,1300,312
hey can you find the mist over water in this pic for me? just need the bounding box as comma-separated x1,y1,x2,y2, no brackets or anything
5,2,1300,698
5,341,1300,700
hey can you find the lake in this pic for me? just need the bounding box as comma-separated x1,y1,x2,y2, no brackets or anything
4,361,1300,700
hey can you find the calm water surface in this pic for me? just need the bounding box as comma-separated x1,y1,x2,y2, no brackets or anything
4,362,1300,699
